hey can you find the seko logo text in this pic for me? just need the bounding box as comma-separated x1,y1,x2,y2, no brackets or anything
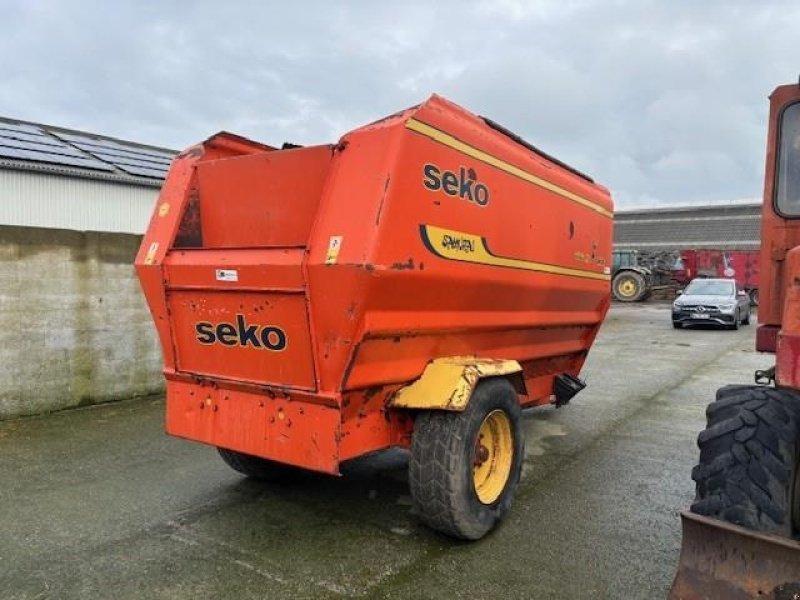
195,315,287,351
422,163,490,206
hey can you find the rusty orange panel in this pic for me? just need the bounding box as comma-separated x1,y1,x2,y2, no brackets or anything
759,83,800,329
137,93,616,472
196,145,333,248
166,380,340,474
344,326,592,391
339,386,413,461
167,290,316,390
164,248,306,291
304,94,612,395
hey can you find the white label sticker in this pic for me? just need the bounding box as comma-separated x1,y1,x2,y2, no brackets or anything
215,269,238,282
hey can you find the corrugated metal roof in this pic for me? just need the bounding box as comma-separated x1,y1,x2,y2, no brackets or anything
614,202,762,251
0,116,177,187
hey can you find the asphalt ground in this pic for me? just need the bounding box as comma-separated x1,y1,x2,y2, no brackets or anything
0,303,767,599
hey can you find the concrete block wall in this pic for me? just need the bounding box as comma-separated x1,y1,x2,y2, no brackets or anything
0,225,163,419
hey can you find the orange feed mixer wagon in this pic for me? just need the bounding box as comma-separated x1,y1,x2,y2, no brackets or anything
135,95,614,539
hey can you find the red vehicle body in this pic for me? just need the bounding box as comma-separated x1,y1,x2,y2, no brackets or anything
672,249,760,303
135,94,613,538
670,83,800,597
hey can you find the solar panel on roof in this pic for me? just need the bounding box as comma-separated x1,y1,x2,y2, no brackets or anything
56,132,174,160
0,128,51,144
56,132,123,146
0,121,175,179
94,155,171,173
76,144,172,166
49,131,175,178
115,164,169,178
0,136,91,158
92,152,170,169
0,122,45,135
0,129,65,148
0,145,115,171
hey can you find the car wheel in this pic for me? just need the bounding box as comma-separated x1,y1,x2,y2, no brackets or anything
672,321,681,329
730,309,740,330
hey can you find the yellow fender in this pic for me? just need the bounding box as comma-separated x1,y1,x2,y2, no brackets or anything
390,356,526,411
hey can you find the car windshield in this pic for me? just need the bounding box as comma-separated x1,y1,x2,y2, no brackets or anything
684,280,734,296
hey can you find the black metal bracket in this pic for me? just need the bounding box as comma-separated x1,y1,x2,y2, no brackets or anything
755,366,775,386
553,373,586,407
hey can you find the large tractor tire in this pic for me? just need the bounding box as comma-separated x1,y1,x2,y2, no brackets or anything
749,288,760,307
612,271,647,302
217,447,294,481
691,385,800,538
409,378,524,540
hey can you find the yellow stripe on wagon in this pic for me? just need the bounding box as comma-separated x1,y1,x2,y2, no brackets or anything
420,224,611,281
405,118,613,219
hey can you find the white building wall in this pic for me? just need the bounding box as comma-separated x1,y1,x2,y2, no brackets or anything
0,167,165,419
0,169,158,234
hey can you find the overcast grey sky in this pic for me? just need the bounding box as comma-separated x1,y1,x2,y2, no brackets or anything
1,0,798,207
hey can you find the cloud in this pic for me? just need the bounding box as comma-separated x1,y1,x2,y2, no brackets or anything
0,0,798,207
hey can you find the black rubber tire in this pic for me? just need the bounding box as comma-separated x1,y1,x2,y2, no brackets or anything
691,385,800,537
217,447,292,481
742,309,751,325
730,309,740,330
409,378,524,540
612,271,647,302
749,288,760,307
673,321,681,329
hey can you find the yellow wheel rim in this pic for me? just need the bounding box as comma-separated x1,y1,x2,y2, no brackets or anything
472,410,514,505
618,279,636,297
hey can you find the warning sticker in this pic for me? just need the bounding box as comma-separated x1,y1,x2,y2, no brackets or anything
325,236,343,265
144,242,159,265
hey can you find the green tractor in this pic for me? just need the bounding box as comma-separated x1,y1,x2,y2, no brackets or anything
611,249,653,302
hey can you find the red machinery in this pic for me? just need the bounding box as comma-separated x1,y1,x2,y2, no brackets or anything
136,95,613,539
673,249,760,304
670,83,800,598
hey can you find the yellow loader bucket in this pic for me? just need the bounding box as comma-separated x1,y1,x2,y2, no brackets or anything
669,511,800,600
